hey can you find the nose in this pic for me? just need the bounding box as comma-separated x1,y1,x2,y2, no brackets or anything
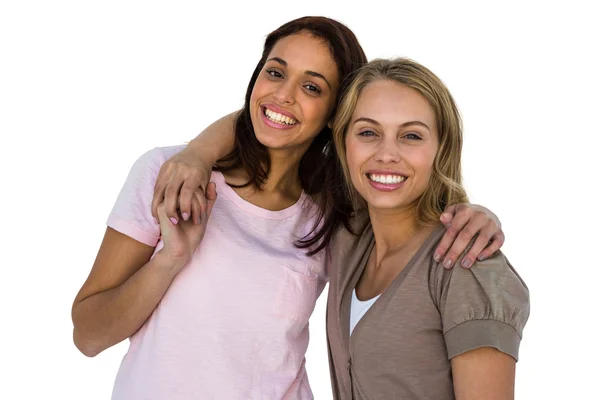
374,140,401,164
273,81,295,105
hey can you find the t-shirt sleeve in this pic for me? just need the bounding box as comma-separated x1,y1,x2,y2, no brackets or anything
106,148,165,247
436,251,530,361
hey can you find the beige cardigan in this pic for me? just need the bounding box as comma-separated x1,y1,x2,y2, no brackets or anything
326,218,530,399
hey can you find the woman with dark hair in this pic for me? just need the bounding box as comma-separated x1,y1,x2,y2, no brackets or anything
72,17,368,400
72,17,504,400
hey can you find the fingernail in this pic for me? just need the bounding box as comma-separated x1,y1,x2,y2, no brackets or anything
182,212,189,221
443,259,453,269
153,217,158,225
169,217,178,225
197,217,201,225
478,254,486,261
202,212,207,220
461,259,471,268
433,253,442,262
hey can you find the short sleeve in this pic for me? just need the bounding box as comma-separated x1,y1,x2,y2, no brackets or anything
106,148,166,247
437,251,530,361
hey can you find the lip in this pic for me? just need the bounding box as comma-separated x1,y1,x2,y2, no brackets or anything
366,169,407,177
367,176,406,192
260,108,298,130
365,170,408,192
261,103,298,121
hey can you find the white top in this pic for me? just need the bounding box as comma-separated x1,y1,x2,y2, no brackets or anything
350,289,380,335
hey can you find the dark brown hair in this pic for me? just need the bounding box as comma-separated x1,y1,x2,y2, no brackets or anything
215,16,367,255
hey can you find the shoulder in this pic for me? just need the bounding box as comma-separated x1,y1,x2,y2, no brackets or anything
439,249,530,361
122,144,187,186
132,144,186,169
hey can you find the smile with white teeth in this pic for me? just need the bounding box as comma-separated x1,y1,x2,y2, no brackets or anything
264,107,298,125
368,174,407,184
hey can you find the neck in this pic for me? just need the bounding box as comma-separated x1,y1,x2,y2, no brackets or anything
259,147,305,194
368,203,426,264
226,146,305,200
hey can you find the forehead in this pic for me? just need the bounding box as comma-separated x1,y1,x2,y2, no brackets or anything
354,80,435,126
268,32,339,86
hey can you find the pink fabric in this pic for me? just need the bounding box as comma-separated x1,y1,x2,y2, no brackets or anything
108,146,327,399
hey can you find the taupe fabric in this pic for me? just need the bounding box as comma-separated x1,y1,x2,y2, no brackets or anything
326,218,530,399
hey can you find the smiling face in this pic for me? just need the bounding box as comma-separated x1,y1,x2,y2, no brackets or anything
345,79,439,213
249,31,340,156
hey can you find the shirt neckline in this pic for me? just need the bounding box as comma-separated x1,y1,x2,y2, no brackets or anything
211,170,308,220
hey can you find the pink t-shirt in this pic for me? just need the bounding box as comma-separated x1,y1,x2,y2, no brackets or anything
107,146,327,399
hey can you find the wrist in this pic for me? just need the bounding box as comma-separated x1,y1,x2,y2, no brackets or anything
185,139,220,167
152,250,188,277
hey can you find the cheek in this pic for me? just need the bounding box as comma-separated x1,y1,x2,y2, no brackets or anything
249,87,260,115
303,101,329,129
250,76,269,104
345,140,366,186
414,148,438,184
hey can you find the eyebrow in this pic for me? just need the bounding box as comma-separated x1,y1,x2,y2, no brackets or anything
266,57,332,90
352,117,431,131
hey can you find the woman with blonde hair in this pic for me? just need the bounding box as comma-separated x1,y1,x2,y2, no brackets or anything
326,58,530,399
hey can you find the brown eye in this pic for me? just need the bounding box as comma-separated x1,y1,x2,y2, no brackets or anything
304,83,321,93
266,69,283,78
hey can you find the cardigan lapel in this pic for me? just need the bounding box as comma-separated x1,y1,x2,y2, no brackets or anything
338,222,375,352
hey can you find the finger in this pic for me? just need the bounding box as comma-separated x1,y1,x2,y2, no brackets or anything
152,174,170,222
178,179,204,222
433,208,471,263
191,189,203,225
191,185,208,225
442,212,489,269
459,219,498,266
440,204,457,226
151,192,164,224
477,231,505,261
204,182,218,218
163,180,184,224
460,227,495,268
156,203,179,229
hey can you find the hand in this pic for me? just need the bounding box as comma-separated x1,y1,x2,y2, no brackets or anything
434,203,505,269
151,147,214,226
156,182,217,271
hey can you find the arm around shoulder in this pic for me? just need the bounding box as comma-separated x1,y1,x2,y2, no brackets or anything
185,111,239,162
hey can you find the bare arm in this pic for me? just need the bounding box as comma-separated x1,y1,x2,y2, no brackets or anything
73,188,217,357
451,347,516,400
72,228,180,357
151,111,238,225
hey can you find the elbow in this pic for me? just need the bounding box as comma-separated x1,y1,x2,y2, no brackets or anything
72,302,106,357
72,327,105,358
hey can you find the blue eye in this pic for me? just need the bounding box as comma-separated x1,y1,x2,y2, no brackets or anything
358,130,376,137
405,133,422,140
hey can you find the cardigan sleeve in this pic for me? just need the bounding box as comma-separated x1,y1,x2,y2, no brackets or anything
436,251,530,361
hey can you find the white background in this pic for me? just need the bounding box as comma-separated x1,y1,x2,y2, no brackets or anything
1,0,598,399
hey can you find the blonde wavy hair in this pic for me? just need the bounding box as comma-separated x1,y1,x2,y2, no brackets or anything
332,58,469,224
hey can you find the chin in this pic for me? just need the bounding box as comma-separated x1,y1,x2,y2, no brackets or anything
254,132,287,150
363,194,413,212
